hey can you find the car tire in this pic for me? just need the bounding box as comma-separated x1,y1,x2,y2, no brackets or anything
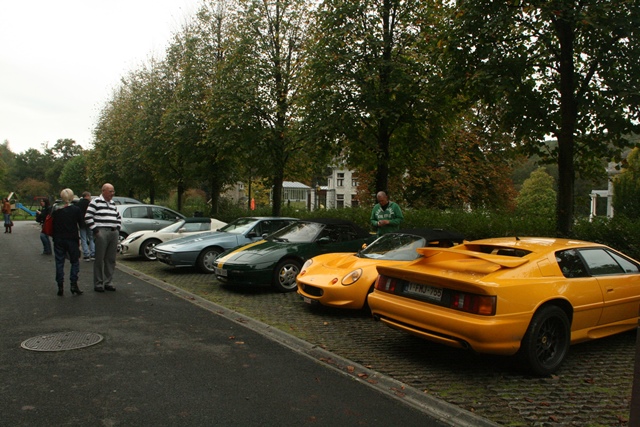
518,305,571,376
196,247,222,274
272,259,301,293
141,239,161,261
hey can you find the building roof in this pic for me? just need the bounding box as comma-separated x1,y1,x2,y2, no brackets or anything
282,181,311,189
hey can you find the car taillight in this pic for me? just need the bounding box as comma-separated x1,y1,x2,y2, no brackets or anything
375,275,397,293
450,293,496,316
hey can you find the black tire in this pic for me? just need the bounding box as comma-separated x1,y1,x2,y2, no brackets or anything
140,239,161,261
271,259,302,292
196,247,222,274
518,305,571,376
272,259,302,293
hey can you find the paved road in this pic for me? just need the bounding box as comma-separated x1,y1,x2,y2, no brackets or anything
0,221,493,426
115,228,638,426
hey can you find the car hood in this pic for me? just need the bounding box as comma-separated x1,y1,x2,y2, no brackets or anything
155,231,233,251
306,252,407,274
123,230,150,241
217,240,304,265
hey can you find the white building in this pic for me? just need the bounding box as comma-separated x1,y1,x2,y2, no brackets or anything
324,167,360,209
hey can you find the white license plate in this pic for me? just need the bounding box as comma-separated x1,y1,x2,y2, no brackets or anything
303,297,313,304
214,267,227,277
404,282,442,301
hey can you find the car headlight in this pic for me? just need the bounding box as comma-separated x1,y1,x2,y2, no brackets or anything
341,269,362,286
299,259,314,276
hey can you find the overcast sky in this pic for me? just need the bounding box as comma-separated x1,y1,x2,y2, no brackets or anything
0,0,202,155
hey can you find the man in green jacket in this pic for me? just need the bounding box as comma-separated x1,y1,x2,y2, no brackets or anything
370,191,404,237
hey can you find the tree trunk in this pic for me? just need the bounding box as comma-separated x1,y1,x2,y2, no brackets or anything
554,17,577,236
272,174,284,217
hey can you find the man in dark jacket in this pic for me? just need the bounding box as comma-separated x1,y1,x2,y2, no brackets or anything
76,191,95,261
52,188,84,296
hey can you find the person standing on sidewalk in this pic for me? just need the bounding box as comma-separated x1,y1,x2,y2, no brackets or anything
35,198,52,255
76,191,95,262
52,189,84,296
84,183,121,292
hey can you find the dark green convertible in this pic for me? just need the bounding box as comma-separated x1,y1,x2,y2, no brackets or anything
214,218,376,292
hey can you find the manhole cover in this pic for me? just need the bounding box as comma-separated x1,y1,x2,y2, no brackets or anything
21,331,103,352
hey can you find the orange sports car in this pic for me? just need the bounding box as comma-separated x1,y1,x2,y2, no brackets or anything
368,237,640,375
297,229,464,309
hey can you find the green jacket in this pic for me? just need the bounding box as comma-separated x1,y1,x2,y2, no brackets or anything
370,201,404,236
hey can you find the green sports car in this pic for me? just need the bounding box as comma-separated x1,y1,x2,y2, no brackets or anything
214,218,376,292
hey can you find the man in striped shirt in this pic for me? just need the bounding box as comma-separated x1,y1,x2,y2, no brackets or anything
84,183,122,292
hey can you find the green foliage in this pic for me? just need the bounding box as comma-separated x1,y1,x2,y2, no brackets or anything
573,216,640,261
613,148,640,219
59,155,91,195
515,168,556,218
444,0,640,234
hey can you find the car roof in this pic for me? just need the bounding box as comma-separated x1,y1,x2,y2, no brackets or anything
302,217,370,237
392,228,465,242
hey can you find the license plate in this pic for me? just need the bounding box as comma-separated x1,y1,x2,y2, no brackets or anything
404,282,442,301
214,267,227,277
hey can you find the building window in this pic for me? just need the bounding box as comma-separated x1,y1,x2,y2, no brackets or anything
337,173,344,187
351,179,358,188
351,194,359,208
337,194,344,208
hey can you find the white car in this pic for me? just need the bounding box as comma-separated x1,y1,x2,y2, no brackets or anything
120,217,227,260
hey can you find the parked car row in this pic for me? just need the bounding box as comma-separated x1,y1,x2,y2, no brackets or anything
119,210,640,376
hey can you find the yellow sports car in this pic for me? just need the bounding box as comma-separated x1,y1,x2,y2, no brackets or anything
368,237,640,375
296,229,464,309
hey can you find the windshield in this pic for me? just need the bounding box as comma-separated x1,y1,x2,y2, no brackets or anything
359,233,426,261
219,218,259,234
269,222,323,243
156,219,187,233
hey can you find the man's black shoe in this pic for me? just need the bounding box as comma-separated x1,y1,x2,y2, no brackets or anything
104,285,116,292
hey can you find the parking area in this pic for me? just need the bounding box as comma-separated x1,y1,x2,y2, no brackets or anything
118,257,636,426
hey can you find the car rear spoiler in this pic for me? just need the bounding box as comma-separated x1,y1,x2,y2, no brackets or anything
415,247,529,274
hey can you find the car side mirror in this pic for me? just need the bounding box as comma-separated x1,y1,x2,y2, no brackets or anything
247,231,258,238
178,228,187,233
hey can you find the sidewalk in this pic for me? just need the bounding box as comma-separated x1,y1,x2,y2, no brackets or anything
0,221,493,426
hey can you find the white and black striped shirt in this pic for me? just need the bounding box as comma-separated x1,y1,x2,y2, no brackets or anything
84,196,121,230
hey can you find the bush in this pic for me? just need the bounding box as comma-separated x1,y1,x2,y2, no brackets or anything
208,203,640,260
573,216,640,260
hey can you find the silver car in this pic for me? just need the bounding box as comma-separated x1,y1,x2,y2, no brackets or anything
116,204,185,240
153,217,298,273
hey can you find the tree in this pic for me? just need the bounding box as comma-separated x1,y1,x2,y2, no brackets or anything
43,139,84,192
613,147,640,219
225,0,312,216
445,0,640,235
0,140,14,191
163,2,239,214
516,167,556,219
403,109,518,210
303,0,450,196
59,155,90,195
